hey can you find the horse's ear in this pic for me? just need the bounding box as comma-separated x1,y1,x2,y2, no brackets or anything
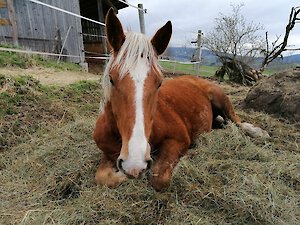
105,8,125,52
151,21,172,55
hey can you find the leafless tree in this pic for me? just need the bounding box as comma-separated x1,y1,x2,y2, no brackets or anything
204,4,265,85
205,4,264,62
260,6,300,71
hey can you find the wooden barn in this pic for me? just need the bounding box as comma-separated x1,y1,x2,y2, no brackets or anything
0,0,128,71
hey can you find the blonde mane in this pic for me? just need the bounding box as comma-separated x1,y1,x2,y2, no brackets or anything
102,32,161,102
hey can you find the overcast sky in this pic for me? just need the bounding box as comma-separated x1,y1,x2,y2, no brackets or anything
117,0,300,50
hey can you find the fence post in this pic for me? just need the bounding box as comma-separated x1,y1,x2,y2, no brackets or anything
138,4,145,34
191,30,203,74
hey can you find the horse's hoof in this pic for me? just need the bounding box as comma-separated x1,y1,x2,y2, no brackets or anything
149,170,171,191
150,178,170,191
95,170,127,188
240,122,270,139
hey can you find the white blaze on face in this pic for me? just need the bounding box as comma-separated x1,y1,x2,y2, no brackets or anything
121,60,150,173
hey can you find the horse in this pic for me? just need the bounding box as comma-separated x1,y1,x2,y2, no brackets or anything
93,9,269,191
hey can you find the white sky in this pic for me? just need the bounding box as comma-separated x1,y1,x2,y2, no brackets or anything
118,0,300,49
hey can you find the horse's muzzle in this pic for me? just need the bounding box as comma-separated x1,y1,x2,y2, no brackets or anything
117,158,153,178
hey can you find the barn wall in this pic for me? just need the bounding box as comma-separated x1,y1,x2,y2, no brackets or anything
0,2,9,40
0,0,85,63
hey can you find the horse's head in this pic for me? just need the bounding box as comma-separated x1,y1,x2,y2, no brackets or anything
103,9,172,178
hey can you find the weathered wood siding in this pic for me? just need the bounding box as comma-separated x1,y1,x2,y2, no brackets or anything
0,0,85,63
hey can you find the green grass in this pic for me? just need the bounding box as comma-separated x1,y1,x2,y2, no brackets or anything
0,45,81,71
159,60,278,77
34,56,82,71
0,51,30,68
159,60,218,76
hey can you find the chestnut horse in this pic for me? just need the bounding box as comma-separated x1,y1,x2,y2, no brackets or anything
93,9,268,191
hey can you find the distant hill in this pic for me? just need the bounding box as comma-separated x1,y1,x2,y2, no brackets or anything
165,47,300,67
165,47,218,65
276,54,300,63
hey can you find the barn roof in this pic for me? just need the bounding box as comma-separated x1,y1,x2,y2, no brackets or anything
79,0,128,21
110,0,128,10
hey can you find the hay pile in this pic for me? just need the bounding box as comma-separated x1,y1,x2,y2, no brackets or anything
1,76,299,224
0,75,74,151
0,75,101,151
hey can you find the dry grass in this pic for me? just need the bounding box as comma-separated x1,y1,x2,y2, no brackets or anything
0,75,299,225
0,74,101,151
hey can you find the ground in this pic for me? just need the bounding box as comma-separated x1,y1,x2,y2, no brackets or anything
0,66,100,85
0,65,299,225
243,69,300,123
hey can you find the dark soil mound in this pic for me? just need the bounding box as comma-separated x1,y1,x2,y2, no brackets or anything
243,69,300,122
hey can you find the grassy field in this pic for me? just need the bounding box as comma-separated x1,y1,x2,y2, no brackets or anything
159,60,276,77
0,55,299,224
159,60,218,76
0,45,81,71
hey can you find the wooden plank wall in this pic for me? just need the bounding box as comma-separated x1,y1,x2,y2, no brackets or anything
0,0,85,63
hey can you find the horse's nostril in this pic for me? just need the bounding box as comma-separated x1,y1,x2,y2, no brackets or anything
117,158,124,172
146,159,153,170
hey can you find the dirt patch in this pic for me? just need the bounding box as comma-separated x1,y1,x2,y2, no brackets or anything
0,66,100,85
243,69,300,122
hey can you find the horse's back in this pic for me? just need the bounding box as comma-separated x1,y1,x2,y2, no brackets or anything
151,76,214,147
170,75,241,124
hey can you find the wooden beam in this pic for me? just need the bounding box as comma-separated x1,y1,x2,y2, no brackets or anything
0,18,11,25
0,0,7,8
7,0,18,45
97,0,107,54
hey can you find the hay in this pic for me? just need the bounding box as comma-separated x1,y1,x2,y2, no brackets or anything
0,75,102,151
0,77,299,224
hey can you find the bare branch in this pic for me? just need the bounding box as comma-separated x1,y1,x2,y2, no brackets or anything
204,4,263,62
260,6,300,70
283,48,300,51
203,4,264,85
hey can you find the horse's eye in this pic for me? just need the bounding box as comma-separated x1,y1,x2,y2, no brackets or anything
109,76,114,85
157,81,162,89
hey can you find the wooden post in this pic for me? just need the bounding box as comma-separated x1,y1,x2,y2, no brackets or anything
56,29,62,53
97,0,107,55
73,1,87,70
7,0,18,46
57,26,72,63
191,30,202,74
138,4,145,34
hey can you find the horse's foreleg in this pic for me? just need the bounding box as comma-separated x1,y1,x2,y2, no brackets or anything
93,115,126,188
149,139,188,191
95,155,127,188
